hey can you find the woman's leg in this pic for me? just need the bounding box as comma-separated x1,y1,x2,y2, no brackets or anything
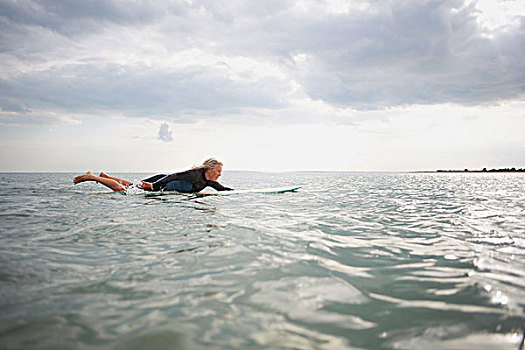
165,180,193,192
99,172,133,187
73,171,126,191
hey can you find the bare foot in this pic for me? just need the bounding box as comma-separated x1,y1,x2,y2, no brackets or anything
99,171,110,178
73,171,95,184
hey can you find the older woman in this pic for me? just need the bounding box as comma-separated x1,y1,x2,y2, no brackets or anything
73,158,233,193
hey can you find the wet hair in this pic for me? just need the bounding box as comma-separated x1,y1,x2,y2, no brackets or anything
192,158,223,170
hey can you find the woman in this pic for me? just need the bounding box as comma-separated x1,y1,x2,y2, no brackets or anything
73,158,233,193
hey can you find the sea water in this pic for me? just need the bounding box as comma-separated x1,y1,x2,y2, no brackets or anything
0,172,524,349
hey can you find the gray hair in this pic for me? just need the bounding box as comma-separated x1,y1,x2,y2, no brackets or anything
192,158,223,170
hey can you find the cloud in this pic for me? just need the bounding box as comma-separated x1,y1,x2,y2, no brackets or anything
158,122,173,142
0,60,289,118
0,0,524,126
0,0,165,38
284,1,525,108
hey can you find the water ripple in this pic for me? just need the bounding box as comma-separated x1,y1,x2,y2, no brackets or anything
0,172,524,349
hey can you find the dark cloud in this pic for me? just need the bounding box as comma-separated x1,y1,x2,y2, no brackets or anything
286,1,525,108
0,0,523,125
218,0,523,109
158,122,173,142
0,61,289,120
0,0,168,34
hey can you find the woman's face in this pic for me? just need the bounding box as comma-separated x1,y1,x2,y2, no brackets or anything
206,164,222,181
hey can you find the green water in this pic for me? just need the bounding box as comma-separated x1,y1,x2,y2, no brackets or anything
0,172,524,349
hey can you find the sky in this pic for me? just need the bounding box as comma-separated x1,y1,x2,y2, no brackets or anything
0,0,524,172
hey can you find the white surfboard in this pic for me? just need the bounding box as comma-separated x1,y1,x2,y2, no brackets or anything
142,186,301,197
197,186,301,196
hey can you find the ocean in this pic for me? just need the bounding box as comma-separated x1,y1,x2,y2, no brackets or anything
0,172,524,349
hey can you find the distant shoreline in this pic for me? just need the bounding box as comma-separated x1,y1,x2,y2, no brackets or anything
416,168,525,173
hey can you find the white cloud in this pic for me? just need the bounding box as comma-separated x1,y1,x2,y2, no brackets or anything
473,0,525,30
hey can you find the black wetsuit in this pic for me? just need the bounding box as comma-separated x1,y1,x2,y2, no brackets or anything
142,169,233,193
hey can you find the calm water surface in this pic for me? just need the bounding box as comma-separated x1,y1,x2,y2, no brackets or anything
0,172,524,349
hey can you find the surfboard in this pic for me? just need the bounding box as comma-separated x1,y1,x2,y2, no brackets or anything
197,186,301,196
142,186,301,197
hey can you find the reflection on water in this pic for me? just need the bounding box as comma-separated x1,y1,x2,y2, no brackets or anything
0,172,524,349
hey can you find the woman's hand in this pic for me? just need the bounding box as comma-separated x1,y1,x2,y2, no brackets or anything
138,181,153,191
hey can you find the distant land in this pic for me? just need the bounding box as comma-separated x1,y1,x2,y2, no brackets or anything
416,167,525,173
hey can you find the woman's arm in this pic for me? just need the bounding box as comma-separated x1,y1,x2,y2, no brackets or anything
207,181,233,191
138,181,154,191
